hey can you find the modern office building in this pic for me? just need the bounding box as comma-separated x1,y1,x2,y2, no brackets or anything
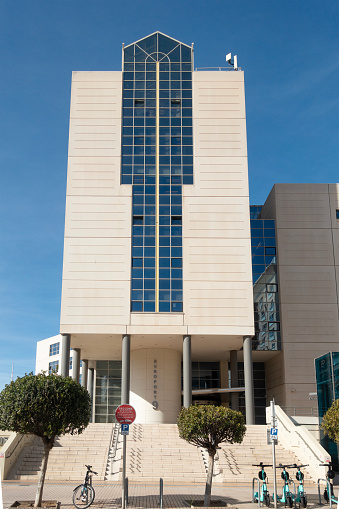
56,31,256,424
35,32,339,426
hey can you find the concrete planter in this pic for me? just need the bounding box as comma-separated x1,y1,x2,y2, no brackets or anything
10,502,60,509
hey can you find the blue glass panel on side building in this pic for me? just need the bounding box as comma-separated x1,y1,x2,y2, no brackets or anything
251,212,280,351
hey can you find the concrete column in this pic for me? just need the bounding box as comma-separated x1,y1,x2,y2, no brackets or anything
183,335,192,408
60,334,70,377
230,350,239,411
72,348,81,383
81,359,88,388
243,336,255,424
87,367,94,423
87,367,94,395
121,334,130,404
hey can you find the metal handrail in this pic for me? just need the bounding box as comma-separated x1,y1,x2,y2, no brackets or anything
195,66,242,72
110,421,120,475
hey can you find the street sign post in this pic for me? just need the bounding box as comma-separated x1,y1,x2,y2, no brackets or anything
116,405,136,509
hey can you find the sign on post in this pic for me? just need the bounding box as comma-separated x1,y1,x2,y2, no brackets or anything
115,404,136,424
270,427,278,440
121,423,129,435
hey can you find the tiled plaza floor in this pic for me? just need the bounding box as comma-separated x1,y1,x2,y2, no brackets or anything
1,480,327,509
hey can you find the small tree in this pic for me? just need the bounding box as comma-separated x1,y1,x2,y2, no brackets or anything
321,399,339,443
0,372,91,507
177,405,246,506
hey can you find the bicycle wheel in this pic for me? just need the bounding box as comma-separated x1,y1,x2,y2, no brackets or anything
73,484,95,509
301,495,307,508
324,489,329,503
286,495,293,508
264,494,270,507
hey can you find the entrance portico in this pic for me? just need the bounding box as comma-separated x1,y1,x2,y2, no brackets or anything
60,332,255,424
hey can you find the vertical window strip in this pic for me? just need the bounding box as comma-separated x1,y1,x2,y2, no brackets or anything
156,61,160,312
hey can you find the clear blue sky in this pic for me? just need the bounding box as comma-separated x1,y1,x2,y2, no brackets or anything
1,1,338,390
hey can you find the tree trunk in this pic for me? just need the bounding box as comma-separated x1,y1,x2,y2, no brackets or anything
34,439,53,507
204,451,215,506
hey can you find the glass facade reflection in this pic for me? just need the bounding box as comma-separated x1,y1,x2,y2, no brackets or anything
95,360,122,423
121,32,193,313
238,362,266,424
315,352,339,467
250,206,280,351
192,362,220,390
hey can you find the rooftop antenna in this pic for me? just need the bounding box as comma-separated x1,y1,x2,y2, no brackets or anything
226,53,238,70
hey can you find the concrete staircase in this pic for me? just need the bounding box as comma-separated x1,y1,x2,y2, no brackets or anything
8,423,317,486
9,423,113,481
121,423,207,482
217,425,315,486
116,424,316,486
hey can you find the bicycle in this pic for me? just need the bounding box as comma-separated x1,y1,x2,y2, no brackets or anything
291,463,308,508
253,462,272,507
273,464,294,508
73,464,98,508
320,462,337,505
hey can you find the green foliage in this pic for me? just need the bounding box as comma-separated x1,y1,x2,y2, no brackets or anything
321,399,339,444
0,372,91,446
177,405,246,455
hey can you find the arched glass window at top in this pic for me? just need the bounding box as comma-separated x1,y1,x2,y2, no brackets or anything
121,32,194,313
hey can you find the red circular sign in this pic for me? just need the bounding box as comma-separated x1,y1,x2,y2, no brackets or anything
115,404,136,424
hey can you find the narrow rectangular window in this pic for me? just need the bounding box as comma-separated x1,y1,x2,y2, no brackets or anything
171,216,182,225
133,216,144,225
49,361,59,374
135,99,145,107
336,209,339,219
49,342,60,356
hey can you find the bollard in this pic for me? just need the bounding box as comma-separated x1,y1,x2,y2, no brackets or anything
160,478,163,509
125,477,129,506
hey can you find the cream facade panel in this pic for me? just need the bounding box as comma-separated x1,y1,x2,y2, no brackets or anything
183,72,254,335
184,70,253,332
186,156,248,197
66,157,128,197
61,71,132,333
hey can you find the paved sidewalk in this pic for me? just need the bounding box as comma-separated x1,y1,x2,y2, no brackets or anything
2,481,325,509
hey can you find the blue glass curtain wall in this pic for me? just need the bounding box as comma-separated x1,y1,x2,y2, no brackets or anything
121,33,193,313
315,352,339,468
250,206,280,351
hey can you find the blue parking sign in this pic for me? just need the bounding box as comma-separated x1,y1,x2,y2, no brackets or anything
270,427,278,439
121,423,129,435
